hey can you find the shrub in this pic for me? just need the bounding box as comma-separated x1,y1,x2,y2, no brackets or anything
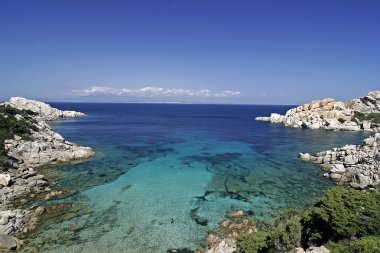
238,210,302,253
326,236,380,253
237,230,274,253
353,111,380,123
272,210,302,251
0,104,38,170
302,187,380,244
352,236,380,253
337,118,346,123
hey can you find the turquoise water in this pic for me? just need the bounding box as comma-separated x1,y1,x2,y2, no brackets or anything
22,104,367,253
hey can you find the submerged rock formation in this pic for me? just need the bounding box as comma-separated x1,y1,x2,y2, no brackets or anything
0,97,95,250
256,91,380,132
300,133,380,189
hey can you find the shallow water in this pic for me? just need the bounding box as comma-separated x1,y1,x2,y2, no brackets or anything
22,104,367,253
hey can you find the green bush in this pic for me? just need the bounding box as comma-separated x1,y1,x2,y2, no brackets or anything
272,210,302,251
302,187,380,244
238,231,274,253
0,104,38,170
352,236,380,253
237,187,380,253
238,210,302,253
326,236,380,253
337,118,346,123
353,111,380,123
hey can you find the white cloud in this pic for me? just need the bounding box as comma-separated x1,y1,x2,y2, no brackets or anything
72,86,121,95
214,90,241,97
71,86,241,98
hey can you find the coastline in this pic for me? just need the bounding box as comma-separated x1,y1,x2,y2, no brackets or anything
205,91,380,253
0,94,378,251
0,97,95,251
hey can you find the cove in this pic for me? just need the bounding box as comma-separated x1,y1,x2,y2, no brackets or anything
21,104,367,253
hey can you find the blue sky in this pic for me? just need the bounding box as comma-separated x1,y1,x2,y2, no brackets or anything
0,0,379,104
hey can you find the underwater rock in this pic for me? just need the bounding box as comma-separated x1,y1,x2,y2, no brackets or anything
167,248,195,253
228,210,245,219
0,234,17,251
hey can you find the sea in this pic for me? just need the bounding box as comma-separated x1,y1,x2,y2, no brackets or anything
21,103,367,253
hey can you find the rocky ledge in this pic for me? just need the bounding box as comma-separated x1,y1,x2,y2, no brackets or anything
256,91,380,132
0,97,94,251
299,133,380,189
6,97,85,121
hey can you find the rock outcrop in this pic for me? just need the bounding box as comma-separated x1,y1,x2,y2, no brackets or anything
205,213,257,253
0,97,95,250
6,97,85,121
300,133,380,189
4,124,94,169
256,91,380,132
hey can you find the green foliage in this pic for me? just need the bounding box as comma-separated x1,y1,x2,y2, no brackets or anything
352,236,380,253
237,187,380,253
325,240,350,253
326,236,380,253
238,210,302,253
238,231,274,253
0,104,38,170
337,118,346,123
302,187,380,244
353,111,380,123
272,210,302,251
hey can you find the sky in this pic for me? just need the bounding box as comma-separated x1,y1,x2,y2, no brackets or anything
0,0,379,104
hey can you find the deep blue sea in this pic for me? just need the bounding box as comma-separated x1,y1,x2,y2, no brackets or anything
22,103,367,253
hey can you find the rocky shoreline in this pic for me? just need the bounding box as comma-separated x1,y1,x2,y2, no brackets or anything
256,91,380,132
300,133,380,189
256,91,380,188
205,91,380,253
0,97,95,251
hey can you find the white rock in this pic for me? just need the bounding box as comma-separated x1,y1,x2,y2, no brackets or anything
0,174,11,187
269,113,284,123
362,121,371,130
306,246,330,253
255,116,270,121
299,153,311,161
330,164,346,174
344,155,358,165
9,97,85,121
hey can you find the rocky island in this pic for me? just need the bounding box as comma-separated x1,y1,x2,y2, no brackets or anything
0,97,94,251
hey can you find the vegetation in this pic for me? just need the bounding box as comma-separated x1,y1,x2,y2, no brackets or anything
327,236,380,253
353,111,380,123
0,104,38,170
237,187,380,253
337,118,346,123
